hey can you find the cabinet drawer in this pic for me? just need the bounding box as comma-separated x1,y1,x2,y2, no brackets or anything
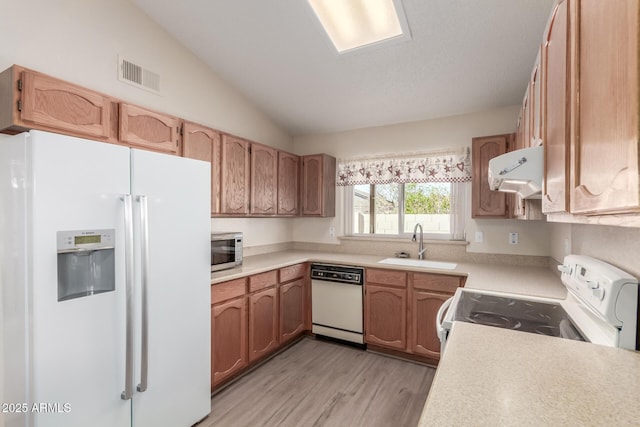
211,278,247,304
249,270,277,293
410,273,462,294
279,263,306,283
366,268,407,287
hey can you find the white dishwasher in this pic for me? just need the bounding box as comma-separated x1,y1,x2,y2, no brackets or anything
311,263,365,346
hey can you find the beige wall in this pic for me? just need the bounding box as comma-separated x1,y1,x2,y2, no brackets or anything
0,0,298,248
549,223,640,278
292,106,551,256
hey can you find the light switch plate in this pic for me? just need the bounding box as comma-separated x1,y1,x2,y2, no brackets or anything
475,231,484,243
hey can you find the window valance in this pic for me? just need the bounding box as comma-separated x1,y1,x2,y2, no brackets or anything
336,147,471,186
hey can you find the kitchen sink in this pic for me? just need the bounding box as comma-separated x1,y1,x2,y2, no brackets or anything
378,258,457,270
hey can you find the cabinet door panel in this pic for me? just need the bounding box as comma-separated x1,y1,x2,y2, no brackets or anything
220,135,250,214
21,70,111,139
364,284,406,350
542,0,569,213
410,291,448,359
278,151,299,216
249,287,278,362
302,155,323,215
182,122,221,214
570,0,640,214
279,279,305,343
250,144,278,215
212,297,247,387
471,135,510,218
119,103,180,154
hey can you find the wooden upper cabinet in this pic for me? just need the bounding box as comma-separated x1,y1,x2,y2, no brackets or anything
250,143,278,215
542,0,570,214
182,121,221,214
278,151,300,216
0,66,115,141
569,0,640,214
220,135,250,215
119,103,180,154
531,49,543,146
301,154,336,217
471,134,511,218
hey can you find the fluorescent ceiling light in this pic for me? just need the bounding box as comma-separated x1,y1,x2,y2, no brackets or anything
308,0,408,53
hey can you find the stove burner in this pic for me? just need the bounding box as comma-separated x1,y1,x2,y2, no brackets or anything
465,311,522,330
534,325,560,337
468,294,516,306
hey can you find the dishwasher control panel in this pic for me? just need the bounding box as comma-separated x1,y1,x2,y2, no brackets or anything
310,263,364,285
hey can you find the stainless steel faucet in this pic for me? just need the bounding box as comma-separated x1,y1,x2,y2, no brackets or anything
412,223,426,260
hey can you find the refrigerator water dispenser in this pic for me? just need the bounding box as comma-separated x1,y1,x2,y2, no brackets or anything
57,229,116,301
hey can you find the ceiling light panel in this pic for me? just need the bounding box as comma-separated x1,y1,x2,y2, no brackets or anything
308,0,408,53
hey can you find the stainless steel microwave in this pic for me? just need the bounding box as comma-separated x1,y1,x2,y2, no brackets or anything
211,232,243,272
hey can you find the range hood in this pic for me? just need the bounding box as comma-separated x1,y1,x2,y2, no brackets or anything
487,146,543,199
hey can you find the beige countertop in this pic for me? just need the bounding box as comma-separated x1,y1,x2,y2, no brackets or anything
419,322,640,426
211,250,567,299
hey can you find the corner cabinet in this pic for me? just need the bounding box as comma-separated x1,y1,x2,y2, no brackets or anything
220,135,250,215
301,154,336,217
182,121,221,214
471,134,512,218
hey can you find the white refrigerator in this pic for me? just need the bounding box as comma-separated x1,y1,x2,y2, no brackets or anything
1,131,211,427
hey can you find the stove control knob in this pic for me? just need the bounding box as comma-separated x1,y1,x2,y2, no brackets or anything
592,287,605,301
557,264,572,274
586,280,599,290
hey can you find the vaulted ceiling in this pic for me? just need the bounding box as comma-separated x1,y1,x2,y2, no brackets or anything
131,0,555,136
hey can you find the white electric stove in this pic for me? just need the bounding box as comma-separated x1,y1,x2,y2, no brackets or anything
438,255,639,352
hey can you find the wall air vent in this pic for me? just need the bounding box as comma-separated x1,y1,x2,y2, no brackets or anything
118,56,160,94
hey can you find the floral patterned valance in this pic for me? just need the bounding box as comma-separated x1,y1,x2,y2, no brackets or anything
337,147,471,186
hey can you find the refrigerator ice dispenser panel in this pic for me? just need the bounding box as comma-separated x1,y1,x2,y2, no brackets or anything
57,229,116,301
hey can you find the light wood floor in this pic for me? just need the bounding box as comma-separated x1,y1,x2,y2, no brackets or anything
200,338,436,427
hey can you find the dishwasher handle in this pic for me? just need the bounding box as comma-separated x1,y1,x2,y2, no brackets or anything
436,296,454,344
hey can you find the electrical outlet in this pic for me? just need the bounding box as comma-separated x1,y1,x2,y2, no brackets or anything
564,238,570,255
475,231,484,243
329,226,336,237
509,232,519,245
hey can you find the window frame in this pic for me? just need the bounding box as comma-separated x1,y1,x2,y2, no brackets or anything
345,182,466,240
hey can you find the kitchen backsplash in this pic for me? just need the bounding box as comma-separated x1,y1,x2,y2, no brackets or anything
292,239,549,267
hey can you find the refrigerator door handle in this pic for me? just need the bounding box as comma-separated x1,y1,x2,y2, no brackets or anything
121,194,135,401
136,195,149,393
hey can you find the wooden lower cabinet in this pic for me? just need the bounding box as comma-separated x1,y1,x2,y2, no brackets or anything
211,296,247,388
248,286,279,362
279,278,305,343
365,268,463,363
409,291,449,358
364,284,407,350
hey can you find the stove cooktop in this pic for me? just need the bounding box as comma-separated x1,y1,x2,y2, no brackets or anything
452,292,585,341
